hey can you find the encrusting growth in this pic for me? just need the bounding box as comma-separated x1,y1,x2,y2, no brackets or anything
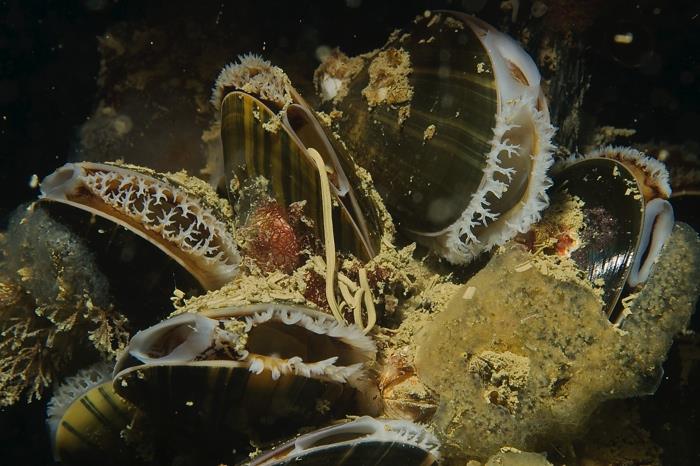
0,206,128,406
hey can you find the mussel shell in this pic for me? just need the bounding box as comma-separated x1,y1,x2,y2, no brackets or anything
551,157,643,315
327,12,498,234
113,363,358,443
221,90,381,261
112,304,377,456
53,382,142,466
39,161,240,291
246,416,440,466
113,303,376,376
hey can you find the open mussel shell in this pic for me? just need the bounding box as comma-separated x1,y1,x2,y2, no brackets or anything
220,89,383,262
40,161,240,291
246,416,440,466
551,158,642,315
321,11,554,264
112,303,378,457
47,364,143,466
551,156,677,319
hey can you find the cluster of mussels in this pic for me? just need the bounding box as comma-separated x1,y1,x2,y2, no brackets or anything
6,10,700,466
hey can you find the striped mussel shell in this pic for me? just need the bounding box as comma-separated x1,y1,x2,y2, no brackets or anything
214,55,384,262
47,363,144,466
549,146,674,321
316,11,555,264
246,416,440,466
112,303,379,458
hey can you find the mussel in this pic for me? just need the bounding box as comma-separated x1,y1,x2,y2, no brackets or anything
316,11,555,264
110,303,379,461
215,56,384,263
47,363,142,466
548,146,674,319
40,161,240,290
247,416,440,465
214,55,393,330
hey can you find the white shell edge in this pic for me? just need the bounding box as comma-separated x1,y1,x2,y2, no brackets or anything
628,198,675,287
286,416,441,460
441,96,555,264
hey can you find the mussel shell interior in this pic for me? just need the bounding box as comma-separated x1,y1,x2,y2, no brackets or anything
552,158,644,315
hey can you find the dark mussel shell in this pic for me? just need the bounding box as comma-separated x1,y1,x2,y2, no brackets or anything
317,11,554,264
324,13,493,233
111,304,378,462
551,157,644,317
49,380,143,466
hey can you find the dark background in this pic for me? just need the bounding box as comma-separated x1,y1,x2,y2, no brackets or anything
1,0,699,218
0,0,699,465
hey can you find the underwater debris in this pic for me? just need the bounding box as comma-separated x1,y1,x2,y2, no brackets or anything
361,47,414,109
0,206,128,406
313,48,366,103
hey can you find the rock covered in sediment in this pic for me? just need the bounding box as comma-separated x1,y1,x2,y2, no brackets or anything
414,223,700,459
484,447,553,466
